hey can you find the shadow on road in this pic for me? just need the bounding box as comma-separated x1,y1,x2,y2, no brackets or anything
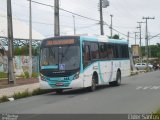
47,84,127,96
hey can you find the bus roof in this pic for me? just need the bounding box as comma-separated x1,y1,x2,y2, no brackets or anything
42,35,128,44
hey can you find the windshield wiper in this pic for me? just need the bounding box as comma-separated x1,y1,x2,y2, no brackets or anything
59,46,70,63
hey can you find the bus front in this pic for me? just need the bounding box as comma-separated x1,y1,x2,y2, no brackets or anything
39,36,82,93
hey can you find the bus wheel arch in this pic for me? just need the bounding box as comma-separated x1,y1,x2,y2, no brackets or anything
109,69,121,86
115,69,121,86
88,71,98,92
117,68,121,78
93,71,99,84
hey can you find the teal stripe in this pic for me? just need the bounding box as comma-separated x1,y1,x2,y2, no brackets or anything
80,36,98,42
98,62,105,84
108,39,128,44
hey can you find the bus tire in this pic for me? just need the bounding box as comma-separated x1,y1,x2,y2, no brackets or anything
109,71,121,86
88,75,97,92
55,89,63,94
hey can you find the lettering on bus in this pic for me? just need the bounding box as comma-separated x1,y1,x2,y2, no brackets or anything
46,39,75,46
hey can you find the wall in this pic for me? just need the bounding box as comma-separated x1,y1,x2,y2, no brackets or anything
0,56,39,76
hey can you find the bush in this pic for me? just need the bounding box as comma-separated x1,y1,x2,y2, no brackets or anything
0,72,8,78
24,71,29,78
0,96,9,103
144,67,152,72
32,72,38,78
13,89,31,99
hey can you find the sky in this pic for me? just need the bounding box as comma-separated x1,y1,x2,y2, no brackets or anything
0,0,160,46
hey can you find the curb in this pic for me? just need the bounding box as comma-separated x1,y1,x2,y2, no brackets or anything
0,83,40,98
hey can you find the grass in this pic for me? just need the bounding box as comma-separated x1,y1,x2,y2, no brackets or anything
151,109,160,120
13,89,31,99
0,72,8,78
0,96,9,103
32,88,51,96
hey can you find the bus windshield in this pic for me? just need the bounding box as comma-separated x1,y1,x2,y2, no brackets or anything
40,45,80,71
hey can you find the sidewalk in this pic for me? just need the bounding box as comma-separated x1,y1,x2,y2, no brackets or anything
0,83,40,98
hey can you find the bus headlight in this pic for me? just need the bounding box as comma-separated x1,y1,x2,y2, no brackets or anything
73,72,80,79
40,74,47,81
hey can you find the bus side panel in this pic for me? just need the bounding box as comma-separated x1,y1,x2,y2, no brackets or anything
98,61,112,84
110,60,130,82
83,65,93,88
106,61,114,83
121,60,131,77
83,62,101,88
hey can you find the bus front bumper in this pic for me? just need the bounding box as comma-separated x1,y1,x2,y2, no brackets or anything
39,77,83,89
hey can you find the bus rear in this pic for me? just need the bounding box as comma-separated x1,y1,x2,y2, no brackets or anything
39,36,82,93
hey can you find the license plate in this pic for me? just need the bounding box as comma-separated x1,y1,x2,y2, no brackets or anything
56,83,64,86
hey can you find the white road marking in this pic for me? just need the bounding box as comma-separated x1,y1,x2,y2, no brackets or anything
136,86,160,90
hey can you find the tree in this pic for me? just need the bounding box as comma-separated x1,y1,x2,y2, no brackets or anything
109,34,120,39
21,45,29,55
14,46,21,55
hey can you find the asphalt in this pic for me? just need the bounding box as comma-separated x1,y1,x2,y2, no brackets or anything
0,71,160,114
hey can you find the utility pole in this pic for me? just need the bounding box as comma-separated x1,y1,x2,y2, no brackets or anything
110,14,113,38
137,21,145,62
99,0,109,35
99,0,104,35
54,0,60,36
142,17,155,69
148,32,151,58
7,0,16,84
137,22,145,47
134,32,139,45
73,15,76,35
127,31,130,45
29,0,32,78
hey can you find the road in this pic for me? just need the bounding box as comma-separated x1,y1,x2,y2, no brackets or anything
0,71,160,114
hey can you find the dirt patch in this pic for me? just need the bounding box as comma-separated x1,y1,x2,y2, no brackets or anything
0,78,39,89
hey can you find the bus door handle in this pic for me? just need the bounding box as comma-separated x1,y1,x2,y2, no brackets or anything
93,66,98,70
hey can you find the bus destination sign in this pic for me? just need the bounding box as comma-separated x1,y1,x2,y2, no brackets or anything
46,39,75,46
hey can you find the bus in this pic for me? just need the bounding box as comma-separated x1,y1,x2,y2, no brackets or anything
39,36,130,93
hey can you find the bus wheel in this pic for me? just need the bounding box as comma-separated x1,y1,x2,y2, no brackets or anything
109,71,121,86
55,89,63,94
88,75,96,92
116,71,121,86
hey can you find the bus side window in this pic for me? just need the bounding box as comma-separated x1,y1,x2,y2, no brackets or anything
83,45,91,67
107,44,114,59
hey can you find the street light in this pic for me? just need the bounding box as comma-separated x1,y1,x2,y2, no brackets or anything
99,0,109,35
102,0,109,8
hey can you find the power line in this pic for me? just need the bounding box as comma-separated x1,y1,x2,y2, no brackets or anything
15,0,134,39
0,14,98,29
104,23,135,39
28,0,99,22
149,33,160,40
28,0,131,37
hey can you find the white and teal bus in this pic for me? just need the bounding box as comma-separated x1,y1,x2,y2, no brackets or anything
39,36,130,93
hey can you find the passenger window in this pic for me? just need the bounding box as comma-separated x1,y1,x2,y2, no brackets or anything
83,45,91,68
99,43,108,59
107,44,114,59
90,43,99,60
